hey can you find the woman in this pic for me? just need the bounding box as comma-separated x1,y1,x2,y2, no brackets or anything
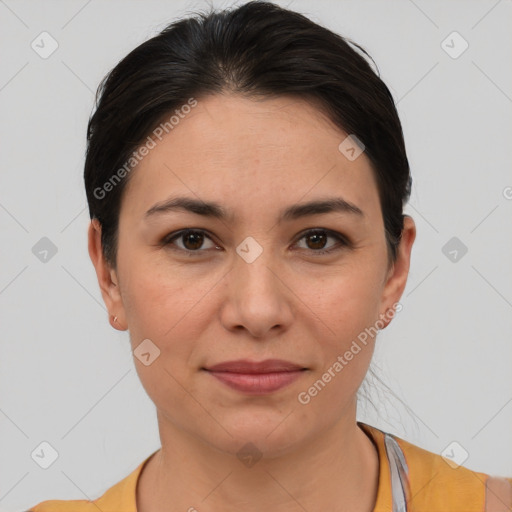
28,1,511,511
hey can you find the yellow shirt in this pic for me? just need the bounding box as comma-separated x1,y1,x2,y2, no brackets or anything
27,422,512,511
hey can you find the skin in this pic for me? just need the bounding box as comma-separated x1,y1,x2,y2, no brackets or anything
88,93,416,512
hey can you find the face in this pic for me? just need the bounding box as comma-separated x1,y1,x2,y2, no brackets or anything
89,93,415,457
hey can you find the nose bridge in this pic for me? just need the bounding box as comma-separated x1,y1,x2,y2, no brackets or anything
220,234,292,337
234,234,281,300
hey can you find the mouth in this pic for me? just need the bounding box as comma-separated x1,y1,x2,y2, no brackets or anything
202,359,308,395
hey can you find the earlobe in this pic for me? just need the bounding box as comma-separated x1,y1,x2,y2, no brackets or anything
376,306,396,330
87,219,127,331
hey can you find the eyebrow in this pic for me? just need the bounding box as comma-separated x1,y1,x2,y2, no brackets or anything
144,196,364,222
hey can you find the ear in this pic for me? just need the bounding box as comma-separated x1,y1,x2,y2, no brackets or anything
88,219,127,330
377,215,416,329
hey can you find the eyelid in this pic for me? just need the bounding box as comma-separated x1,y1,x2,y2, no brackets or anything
292,228,352,255
162,228,351,256
161,228,220,254
293,227,350,245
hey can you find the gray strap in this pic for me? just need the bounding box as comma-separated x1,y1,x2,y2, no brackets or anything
384,433,410,512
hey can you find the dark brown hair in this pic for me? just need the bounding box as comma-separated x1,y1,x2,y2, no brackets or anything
84,0,412,268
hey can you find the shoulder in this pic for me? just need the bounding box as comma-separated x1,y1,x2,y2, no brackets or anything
26,474,132,512
394,432,512,510
25,499,98,512
360,422,512,511
25,452,156,512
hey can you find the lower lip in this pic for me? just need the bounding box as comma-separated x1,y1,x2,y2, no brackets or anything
205,370,305,394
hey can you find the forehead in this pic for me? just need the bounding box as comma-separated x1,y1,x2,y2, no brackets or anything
120,94,381,223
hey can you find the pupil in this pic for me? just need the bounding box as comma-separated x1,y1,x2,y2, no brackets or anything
184,231,203,250
308,232,326,250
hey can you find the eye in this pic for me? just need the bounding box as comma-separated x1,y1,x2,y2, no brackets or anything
162,229,220,256
162,228,350,257
293,228,350,255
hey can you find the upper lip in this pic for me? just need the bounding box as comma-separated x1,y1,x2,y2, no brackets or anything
204,359,307,373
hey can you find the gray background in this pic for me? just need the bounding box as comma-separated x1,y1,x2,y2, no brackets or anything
1,0,511,509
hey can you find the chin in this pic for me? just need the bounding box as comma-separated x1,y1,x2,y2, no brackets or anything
201,413,312,459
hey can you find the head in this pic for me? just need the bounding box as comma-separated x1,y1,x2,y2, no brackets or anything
87,1,415,456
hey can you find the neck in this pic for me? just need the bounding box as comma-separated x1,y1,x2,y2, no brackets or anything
137,410,379,512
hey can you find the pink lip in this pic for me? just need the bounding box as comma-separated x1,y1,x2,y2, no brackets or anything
205,358,306,373
203,359,307,395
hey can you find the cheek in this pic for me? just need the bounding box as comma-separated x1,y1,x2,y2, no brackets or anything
294,259,384,344
118,246,195,334
119,258,220,381
121,268,207,416
124,276,199,344
293,271,381,418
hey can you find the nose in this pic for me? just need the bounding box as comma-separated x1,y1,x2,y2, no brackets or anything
219,243,294,339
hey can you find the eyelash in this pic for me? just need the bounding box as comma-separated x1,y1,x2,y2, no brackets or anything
161,228,351,257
